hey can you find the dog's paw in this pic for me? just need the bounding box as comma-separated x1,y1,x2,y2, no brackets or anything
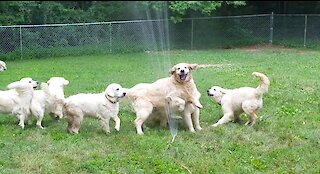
212,123,219,127
38,125,45,129
195,103,203,109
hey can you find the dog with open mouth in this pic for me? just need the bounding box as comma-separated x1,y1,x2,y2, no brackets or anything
125,63,202,135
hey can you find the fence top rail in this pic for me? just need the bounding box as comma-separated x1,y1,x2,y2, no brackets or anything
274,14,320,17
1,13,319,28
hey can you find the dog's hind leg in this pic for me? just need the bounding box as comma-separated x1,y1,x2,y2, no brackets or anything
134,110,152,135
33,111,45,129
100,117,111,134
244,112,258,126
133,100,153,135
243,102,259,126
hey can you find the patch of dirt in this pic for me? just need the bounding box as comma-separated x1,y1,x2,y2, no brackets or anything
237,44,290,52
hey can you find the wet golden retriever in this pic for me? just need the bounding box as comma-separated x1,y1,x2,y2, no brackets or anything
207,72,270,127
126,63,202,135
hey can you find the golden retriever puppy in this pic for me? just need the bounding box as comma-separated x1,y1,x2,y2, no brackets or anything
126,63,202,135
30,77,69,129
207,72,270,127
0,60,7,72
0,78,38,128
64,83,127,134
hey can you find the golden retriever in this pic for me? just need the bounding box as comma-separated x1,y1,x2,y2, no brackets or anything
207,72,270,127
0,78,38,128
30,77,69,129
64,83,127,134
126,63,202,135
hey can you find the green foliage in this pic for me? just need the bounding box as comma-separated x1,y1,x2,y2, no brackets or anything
171,1,246,22
141,1,246,23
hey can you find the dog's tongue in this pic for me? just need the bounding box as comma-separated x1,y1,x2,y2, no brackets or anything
180,74,187,81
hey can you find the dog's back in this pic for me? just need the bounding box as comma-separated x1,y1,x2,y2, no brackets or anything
0,89,18,113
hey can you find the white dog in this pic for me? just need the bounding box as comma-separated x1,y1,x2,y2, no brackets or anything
126,63,202,135
30,77,69,129
0,78,38,128
64,83,127,134
207,72,270,127
0,60,7,72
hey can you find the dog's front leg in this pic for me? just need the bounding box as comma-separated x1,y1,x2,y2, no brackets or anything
18,114,25,129
111,115,121,131
212,112,233,127
183,112,195,133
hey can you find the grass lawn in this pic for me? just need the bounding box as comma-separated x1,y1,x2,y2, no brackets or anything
0,47,319,173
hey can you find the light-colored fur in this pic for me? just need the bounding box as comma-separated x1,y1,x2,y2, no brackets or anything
0,60,7,72
64,83,127,134
30,77,69,129
207,72,270,127
126,63,202,135
0,78,38,128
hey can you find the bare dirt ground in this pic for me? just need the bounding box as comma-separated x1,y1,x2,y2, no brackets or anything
237,43,291,52
237,43,320,54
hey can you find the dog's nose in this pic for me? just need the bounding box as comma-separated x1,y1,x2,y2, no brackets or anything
181,69,185,73
207,90,209,93
123,92,126,96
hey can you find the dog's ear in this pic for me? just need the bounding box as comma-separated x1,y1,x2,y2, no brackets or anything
220,88,227,95
188,64,198,70
7,81,20,89
105,88,115,97
170,66,176,75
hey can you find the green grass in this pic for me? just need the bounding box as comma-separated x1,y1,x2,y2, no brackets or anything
0,48,319,173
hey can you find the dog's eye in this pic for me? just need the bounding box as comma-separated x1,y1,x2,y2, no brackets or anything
178,68,180,70
29,81,31,83
184,67,187,69
213,89,216,91
116,88,119,91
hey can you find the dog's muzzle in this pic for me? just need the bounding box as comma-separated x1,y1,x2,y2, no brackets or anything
207,90,213,96
179,71,188,81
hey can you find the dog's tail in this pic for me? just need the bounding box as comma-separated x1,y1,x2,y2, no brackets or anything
252,72,270,95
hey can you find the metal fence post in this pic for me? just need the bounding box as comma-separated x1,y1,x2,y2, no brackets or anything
191,19,194,50
109,23,112,53
19,26,23,60
304,14,307,47
269,12,274,44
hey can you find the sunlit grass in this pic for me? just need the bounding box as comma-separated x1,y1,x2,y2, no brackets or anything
0,48,319,173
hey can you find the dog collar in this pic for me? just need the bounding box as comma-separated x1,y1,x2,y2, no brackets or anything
105,94,117,104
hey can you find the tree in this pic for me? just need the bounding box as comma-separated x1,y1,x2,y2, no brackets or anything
142,1,246,22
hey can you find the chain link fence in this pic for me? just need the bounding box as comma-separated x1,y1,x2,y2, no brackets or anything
0,13,319,60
